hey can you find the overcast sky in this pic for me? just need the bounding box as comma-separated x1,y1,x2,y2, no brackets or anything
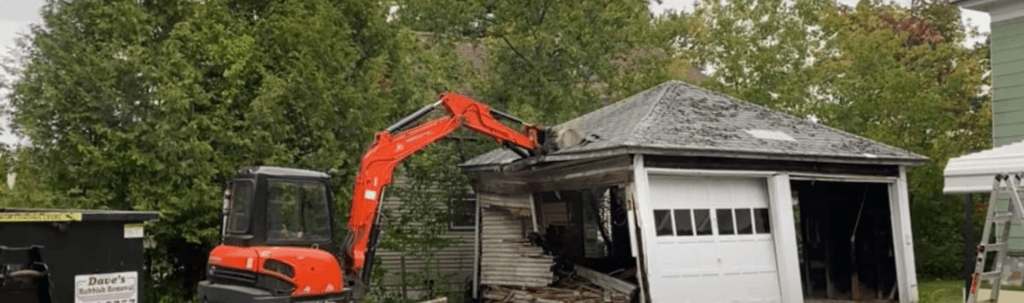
0,0,995,146
0,0,44,147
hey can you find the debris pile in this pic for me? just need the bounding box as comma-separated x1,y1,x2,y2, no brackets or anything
482,266,636,303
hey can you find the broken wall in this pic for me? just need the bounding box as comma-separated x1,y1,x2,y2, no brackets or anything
471,157,639,301
474,178,554,288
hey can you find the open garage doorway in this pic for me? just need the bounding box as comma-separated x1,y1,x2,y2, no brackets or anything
792,180,899,302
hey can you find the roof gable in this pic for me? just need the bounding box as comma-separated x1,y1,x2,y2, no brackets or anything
463,81,926,168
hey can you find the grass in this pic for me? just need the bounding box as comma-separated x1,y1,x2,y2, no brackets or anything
919,278,1024,303
918,279,964,303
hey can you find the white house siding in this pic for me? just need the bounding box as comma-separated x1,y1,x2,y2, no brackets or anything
477,192,555,287
376,177,476,298
376,235,475,296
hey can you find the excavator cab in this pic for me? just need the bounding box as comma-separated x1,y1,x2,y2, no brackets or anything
199,166,351,303
220,166,337,252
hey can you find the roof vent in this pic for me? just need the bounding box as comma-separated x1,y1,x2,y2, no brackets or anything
745,129,796,142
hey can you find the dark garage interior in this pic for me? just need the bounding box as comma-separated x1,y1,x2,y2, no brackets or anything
793,181,899,302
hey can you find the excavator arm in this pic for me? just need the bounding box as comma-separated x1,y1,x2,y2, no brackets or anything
346,93,543,282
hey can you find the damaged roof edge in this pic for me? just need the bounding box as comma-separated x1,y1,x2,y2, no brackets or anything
460,146,928,172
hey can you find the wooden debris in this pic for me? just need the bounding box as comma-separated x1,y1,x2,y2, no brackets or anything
614,267,636,280
484,285,624,303
482,273,633,303
575,266,638,297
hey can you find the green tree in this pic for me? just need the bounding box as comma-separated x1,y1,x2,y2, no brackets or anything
688,0,991,279
0,147,58,206
369,141,477,302
394,0,680,125
2,0,456,301
689,0,833,114
361,33,485,303
814,0,990,279
364,1,689,300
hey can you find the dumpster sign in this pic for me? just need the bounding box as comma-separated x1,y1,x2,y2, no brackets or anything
75,271,138,303
0,212,82,222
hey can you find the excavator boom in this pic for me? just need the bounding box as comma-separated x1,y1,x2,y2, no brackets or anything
200,93,542,303
347,93,542,282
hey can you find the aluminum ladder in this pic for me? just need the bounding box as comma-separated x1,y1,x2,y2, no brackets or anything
967,174,1024,303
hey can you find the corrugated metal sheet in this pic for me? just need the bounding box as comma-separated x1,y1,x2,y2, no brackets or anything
478,192,554,287
943,139,1024,193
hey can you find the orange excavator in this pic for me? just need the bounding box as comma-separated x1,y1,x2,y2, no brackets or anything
197,93,546,302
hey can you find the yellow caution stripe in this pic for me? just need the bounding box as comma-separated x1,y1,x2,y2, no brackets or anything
0,212,83,222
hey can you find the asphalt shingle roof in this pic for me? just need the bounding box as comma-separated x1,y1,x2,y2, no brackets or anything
462,81,926,169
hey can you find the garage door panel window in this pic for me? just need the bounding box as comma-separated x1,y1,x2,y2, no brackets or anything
735,208,753,235
694,209,713,235
674,209,694,236
652,207,767,237
754,208,771,234
716,209,735,235
646,176,782,302
654,209,674,236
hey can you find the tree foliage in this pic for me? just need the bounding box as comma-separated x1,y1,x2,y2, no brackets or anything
815,0,990,279
689,0,991,279
0,1,995,302
368,140,482,302
394,0,678,125
2,0,457,300
359,2,687,300
688,0,832,113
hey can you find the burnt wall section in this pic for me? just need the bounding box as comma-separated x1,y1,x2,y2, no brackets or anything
793,181,898,302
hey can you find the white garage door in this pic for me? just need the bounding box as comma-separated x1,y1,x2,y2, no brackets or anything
646,174,781,303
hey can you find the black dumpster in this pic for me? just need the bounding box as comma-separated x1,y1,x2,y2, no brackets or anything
0,208,158,303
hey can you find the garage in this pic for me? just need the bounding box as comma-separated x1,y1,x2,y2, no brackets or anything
462,81,925,302
646,174,780,303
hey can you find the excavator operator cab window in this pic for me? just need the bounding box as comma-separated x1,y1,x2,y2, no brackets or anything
267,180,331,242
226,180,254,234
